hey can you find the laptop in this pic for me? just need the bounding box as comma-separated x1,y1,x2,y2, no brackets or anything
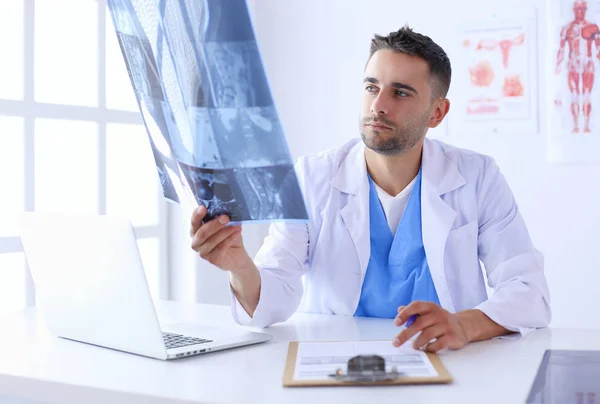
18,211,271,360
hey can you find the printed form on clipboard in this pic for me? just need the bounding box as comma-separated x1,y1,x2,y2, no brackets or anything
283,341,453,387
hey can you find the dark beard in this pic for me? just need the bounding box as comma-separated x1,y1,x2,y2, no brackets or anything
359,113,429,156
360,132,405,155
360,125,424,156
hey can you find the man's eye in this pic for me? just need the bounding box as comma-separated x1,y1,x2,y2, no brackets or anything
396,91,409,97
365,85,377,92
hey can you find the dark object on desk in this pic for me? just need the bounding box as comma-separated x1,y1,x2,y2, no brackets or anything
329,355,402,383
526,350,600,403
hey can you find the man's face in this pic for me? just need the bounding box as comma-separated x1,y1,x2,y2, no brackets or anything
359,50,436,156
574,1,587,20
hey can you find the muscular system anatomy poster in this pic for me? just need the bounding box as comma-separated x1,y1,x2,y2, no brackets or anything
549,0,600,163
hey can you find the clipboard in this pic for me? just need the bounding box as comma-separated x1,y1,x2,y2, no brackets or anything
282,341,453,387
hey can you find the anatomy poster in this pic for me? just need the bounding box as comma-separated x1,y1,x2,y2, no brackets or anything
548,0,600,163
452,14,538,135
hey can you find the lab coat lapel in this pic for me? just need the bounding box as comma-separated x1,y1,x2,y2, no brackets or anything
421,138,466,312
331,141,371,281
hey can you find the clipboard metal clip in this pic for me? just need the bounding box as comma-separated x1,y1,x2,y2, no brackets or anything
329,355,402,383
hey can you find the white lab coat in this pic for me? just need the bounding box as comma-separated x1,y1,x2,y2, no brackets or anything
231,137,551,335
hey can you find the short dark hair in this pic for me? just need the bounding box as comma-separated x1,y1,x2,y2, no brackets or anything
368,25,452,98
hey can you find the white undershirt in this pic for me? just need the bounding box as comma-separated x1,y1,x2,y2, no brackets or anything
373,176,417,233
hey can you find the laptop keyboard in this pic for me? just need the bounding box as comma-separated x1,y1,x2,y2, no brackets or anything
162,332,213,350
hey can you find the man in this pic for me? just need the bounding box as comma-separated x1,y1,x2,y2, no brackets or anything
555,0,600,133
190,26,551,352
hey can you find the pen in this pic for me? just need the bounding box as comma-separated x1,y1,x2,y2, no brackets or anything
406,315,417,328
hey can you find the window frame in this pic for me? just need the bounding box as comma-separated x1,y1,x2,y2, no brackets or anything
0,0,169,308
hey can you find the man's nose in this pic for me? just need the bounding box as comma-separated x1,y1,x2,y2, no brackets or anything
370,93,389,116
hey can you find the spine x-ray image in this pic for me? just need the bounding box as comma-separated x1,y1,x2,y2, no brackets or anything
106,0,309,223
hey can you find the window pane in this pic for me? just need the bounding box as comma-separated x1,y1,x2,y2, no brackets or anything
35,119,98,213
0,1,23,100
106,14,138,111
0,253,26,317
137,237,160,301
0,117,24,237
106,123,159,226
34,0,98,106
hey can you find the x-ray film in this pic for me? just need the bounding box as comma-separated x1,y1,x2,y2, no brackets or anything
106,0,309,223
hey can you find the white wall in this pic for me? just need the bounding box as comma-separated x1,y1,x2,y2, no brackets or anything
173,0,600,329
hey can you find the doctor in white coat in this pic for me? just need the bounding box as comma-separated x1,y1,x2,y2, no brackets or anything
190,26,551,352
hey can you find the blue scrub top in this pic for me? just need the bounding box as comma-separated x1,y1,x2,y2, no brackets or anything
354,168,440,318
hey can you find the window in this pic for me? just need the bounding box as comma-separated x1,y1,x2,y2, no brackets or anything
34,0,98,107
34,119,100,214
0,2,24,100
0,117,24,238
0,0,168,315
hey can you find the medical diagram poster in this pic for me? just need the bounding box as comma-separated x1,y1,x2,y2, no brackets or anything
548,0,600,164
451,13,538,135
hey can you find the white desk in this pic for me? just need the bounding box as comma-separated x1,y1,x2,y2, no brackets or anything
0,301,599,404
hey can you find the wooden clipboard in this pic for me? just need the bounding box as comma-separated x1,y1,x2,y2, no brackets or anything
282,341,453,387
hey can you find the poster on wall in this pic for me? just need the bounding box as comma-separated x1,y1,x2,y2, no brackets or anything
451,13,538,135
548,0,600,163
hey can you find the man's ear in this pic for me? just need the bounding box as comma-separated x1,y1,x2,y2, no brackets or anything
428,98,450,129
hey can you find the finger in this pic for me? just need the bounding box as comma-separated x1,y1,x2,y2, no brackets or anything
193,214,231,247
392,313,438,347
394,313,417,327
425,336,450,353
190,206,207,237
396,301,437,326
393,307,405,323
230,226,244,247
200,225,241,254
393,306,405,323
208,231,241,265
413,324,446,350
195,225,241,257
